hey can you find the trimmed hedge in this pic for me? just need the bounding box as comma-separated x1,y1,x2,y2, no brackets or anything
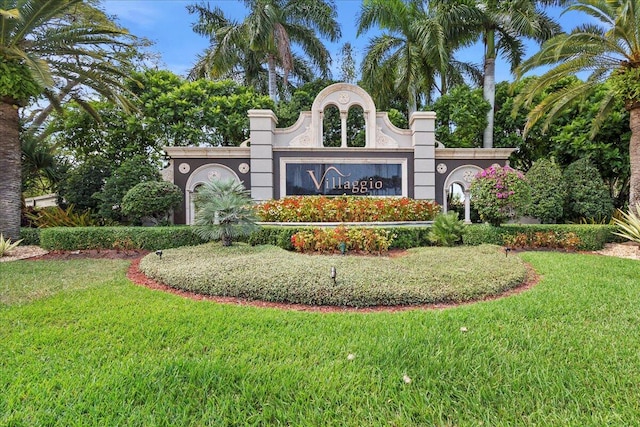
20,228,41,246
462,224,618,251
247,226,433,250
30,223,618,252
39,226,205,251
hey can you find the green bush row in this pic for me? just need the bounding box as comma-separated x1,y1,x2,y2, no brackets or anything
462,224,618,251
39,226,205,251
20,228,41,246
247,226,433,250
24,223,618,252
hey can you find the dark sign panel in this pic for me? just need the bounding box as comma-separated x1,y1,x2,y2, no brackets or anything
286,163,402,196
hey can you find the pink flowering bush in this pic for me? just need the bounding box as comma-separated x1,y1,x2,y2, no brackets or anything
469,165,530,226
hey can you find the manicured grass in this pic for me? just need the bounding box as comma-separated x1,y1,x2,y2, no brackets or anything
1,252,639,425
139,243,527,306
0,259,129,306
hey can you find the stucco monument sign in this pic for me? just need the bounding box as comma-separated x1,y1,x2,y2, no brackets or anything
163,83,514,224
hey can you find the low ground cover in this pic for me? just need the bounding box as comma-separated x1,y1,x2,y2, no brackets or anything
1,252,639,425
138,243,527,307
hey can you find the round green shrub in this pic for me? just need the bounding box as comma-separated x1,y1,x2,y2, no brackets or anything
95,155,161,222
563,158,613,221
526,158,566,223
139,243,528,307
470,165,530,226
121,181,183,225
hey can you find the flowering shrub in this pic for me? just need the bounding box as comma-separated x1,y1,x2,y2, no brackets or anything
469,165,530,226
291,225,394,254
503,231,581,250
257,196,440,222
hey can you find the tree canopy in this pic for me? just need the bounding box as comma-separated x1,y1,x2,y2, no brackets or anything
1,0,141,239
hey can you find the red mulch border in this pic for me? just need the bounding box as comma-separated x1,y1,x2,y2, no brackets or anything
25,249,540,313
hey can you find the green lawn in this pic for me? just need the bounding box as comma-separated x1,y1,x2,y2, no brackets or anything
1,252,639,426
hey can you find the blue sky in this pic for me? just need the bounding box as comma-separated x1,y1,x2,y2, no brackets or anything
102,1,582,82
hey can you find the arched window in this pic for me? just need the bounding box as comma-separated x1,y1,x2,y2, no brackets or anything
185,164,240,225
322,104,341,147
347,105,365,147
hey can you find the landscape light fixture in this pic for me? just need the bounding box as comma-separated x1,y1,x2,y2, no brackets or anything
330,266,337,284
156,250,163,259
504,247,511,257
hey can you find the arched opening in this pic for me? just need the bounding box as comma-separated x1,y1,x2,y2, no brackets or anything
185,164,241,225
189,183,204,224
347,105,365,147
445,182,479,223
447,182,465,215
443,165,482,224
322,104,341,147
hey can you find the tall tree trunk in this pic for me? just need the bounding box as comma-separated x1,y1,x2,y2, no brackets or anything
483,30,496,149
629,105,640,212
408,87,417,117
267,55,277,102
0,100,22,240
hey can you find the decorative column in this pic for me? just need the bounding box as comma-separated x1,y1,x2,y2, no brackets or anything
248,109,277,201
340,110,348,147
463,190,472,224
411,111,436,200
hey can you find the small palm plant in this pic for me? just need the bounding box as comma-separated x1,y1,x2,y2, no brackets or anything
612,203,640,246
428,212,466,247
193,178,259,246
0,234,23,257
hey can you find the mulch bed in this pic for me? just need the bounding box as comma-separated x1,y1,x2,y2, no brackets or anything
25,249,540,313
31,249,150,261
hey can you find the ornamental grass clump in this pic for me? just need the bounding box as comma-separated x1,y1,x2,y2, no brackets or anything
193,178,259,246
612,203,640,245
0,234,23,257
470,165,530,226
428,212,465,246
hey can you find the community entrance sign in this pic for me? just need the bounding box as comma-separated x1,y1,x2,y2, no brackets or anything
163,83,515,224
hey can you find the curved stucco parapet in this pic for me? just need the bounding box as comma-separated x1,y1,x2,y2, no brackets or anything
309,83,377,147
311,83,376,114
274,111,312,147
376,112,412,148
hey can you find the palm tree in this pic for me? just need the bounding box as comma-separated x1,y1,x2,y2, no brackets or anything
0,0,138,239
193,178,259,247
357,0,481,115
21,135,61,195
188,0,341,101
468,0,564,148
514,0,640,209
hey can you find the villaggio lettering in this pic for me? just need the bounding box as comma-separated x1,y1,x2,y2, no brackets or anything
285,163,403,196
306,167,384,194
